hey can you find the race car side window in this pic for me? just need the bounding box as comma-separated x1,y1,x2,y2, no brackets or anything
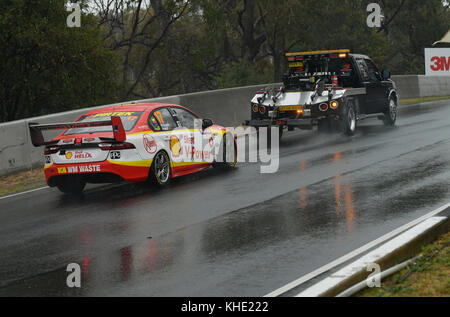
152,108,177,131
148,114,161,131
171,107,199,129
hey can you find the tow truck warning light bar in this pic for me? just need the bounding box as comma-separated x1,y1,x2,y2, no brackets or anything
286,49,350,61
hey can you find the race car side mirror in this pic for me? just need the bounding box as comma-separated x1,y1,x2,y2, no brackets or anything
382,69,391,80
202,118,213,130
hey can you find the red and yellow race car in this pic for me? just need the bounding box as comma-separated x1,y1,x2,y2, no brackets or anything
29,103,237,193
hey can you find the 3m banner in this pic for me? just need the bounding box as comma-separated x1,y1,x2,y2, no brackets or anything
425,48,450,76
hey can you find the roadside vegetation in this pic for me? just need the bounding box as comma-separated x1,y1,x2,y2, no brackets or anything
0,169,46,197
1,0,449,123
399,96,450,106
356,231,450,297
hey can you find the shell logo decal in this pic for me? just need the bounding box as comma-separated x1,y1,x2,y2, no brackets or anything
170,135,181,158
65,152,73,159
143,134,157,154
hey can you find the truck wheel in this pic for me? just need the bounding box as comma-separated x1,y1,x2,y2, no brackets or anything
213,133,237,169
149,151,171,186
383,96,397,126
56,176,86,194
341,101,357,136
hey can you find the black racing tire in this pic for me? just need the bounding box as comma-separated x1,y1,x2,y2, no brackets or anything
149,151,171,186
340,100,357,136
56,176,86,194
383,96,398,126
213,133,237,169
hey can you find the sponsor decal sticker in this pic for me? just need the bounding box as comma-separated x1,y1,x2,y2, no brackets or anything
66,151,93,159
110,151,121,160
143,134,157,154
92,112,135,117
73,151,92,159
58,167,67,174
170,135,181,158
56,165,101,174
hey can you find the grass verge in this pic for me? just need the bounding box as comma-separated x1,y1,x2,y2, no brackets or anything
399,95,450,105
356,231,450,297
0,169,47,197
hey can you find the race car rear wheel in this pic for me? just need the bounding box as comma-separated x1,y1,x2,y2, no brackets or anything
213,133,237,169
383,96,397,126
340,100,357,136
150,151,171,186
56,176,86,194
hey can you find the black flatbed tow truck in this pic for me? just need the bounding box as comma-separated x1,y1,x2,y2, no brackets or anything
245,49,398,136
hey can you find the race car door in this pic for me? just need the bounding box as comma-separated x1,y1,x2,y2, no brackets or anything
170,106,213,175
147,107,182,173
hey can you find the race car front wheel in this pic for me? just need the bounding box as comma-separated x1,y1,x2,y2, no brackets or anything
56,176,86,194
150,151,171,186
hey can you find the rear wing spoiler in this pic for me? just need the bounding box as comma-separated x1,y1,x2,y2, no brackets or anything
28,116,126,147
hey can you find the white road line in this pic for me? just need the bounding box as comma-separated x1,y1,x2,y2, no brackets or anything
0,186,49,201
264,201,450,297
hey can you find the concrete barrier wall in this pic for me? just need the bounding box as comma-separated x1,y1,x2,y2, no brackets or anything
391,75,420,99
391,75,450,99
0,76,448,176
179,83,280,127
417,75,450,98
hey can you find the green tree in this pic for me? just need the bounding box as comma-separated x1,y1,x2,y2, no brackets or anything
0,0,119,122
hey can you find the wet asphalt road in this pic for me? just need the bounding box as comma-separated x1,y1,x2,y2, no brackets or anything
0,100,449,296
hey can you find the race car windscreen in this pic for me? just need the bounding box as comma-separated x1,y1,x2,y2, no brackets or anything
64,111,143,135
